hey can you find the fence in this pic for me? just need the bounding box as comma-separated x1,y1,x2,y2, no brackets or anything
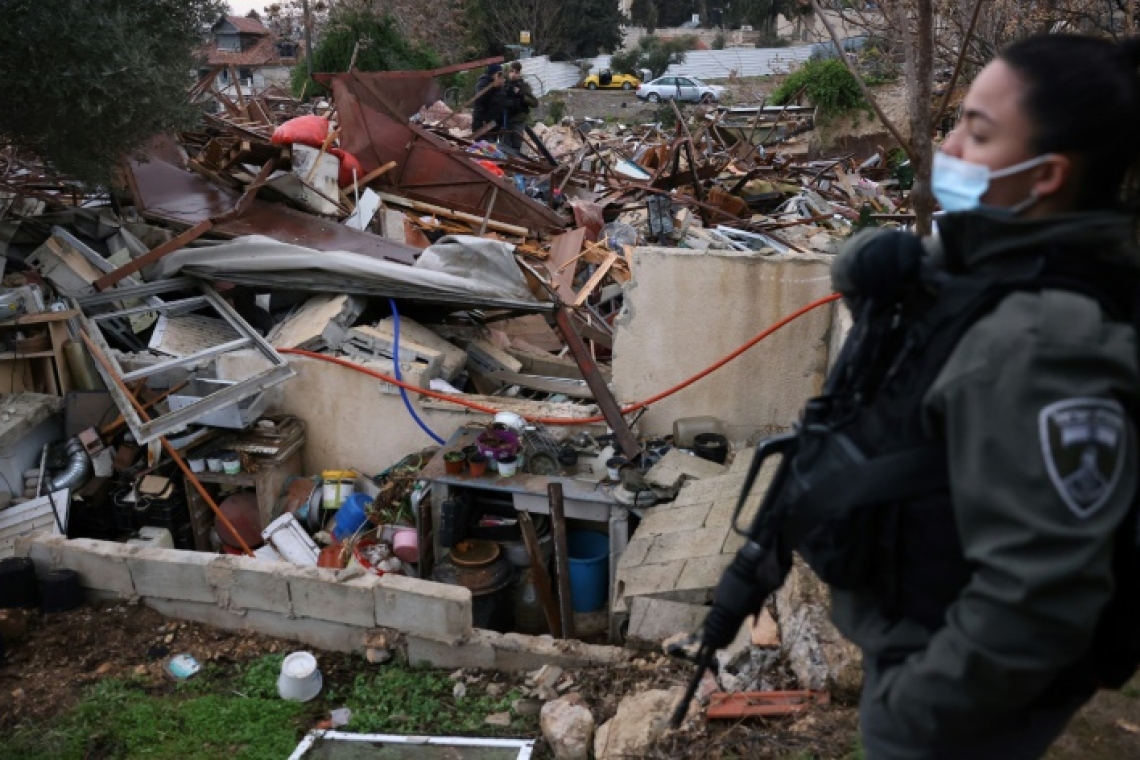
518,46,812,97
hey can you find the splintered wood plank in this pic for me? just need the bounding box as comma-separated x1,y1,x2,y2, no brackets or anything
547,227,587,303
572,252,618,307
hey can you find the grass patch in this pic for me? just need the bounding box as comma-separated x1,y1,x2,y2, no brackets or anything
346,662,527,735
0,656,536,760
0,674,305,760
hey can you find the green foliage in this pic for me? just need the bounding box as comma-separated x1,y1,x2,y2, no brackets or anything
0,678,303,760
547,98,567,125
291,8,440,96
462,0,624,61
346,662,527,735
0,0,224,187
610,35,694,80
712,32,727,50
240,653,287,699
770,59,868,117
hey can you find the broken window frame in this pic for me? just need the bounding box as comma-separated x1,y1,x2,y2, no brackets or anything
74,277,295,444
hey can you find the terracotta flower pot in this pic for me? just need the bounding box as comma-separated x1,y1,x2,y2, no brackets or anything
444,451,466,475
467,452,488,477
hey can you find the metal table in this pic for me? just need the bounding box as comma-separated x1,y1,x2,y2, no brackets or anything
420,427,629,628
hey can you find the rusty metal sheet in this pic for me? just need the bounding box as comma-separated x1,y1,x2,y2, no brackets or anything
330,73,567,236
312,57,502,121
124,154,417,265
707,691,831,720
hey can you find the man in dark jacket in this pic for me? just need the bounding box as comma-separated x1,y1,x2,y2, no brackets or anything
501,61,538,151
471,63,505,135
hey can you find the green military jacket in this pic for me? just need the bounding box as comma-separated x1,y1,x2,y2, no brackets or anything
829,209,1140,743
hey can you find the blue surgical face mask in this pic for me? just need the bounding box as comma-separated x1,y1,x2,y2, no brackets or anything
932,151,1054,214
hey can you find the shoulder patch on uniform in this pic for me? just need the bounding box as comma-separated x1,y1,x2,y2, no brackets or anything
1039,398,1126,519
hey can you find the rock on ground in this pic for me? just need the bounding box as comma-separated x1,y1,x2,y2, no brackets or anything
775,556,862,697
540,694,595,760
595,688,681,759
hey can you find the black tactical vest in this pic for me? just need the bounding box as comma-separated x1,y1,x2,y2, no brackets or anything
784,242,1140,690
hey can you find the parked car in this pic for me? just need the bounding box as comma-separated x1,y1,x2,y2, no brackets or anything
636,76,727,104
580,69,641,91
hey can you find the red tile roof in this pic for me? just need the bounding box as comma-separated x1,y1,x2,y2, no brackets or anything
204,35,296,67
225,15,270,35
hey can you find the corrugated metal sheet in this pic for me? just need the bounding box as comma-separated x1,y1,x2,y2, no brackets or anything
519,46,811,96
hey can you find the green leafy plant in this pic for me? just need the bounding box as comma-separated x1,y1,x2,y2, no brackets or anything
770,59,869,118
291,9,440,97
712,32,726,50
610,35,696,80
547,98,567,125
0,0,225,187
346,663,527,735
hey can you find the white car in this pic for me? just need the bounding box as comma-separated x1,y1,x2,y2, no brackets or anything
636,76,727,104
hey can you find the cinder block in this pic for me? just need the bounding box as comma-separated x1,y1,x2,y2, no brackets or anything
146,598,368,654
635,503,712,537
289,567,379,628
675,554,733,595
128,546,217,603
612,560,685,613
406,630,496,669
493,632,628,671
626,597,708,650
28,537,137,598
672,479,723,505
206,555,293,616
376,574,472,643
643,528,728,565
645,450,727,491
616,535,653,570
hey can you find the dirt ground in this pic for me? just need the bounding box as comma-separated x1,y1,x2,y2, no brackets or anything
2,600,1138,758
531,76,782,126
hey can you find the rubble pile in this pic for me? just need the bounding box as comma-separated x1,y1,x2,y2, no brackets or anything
0,57,915,730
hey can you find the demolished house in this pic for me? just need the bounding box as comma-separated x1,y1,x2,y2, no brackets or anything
0,55,911,707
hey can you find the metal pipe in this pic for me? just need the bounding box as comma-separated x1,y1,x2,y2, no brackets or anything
49,439,91,492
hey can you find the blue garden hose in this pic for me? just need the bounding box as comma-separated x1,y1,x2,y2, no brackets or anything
389,299,445,445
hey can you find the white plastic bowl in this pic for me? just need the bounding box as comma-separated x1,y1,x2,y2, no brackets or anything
277,651,323,702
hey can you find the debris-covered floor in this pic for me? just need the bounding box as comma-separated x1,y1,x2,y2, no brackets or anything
2,50,1138,760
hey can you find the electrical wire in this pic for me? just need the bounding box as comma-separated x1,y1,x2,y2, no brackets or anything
282,292,841,426
388,299,446,444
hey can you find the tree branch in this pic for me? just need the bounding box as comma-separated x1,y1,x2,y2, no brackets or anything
934,0,984,124
810,0,914,157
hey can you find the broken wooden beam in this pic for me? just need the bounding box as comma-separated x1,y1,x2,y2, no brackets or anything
93,219,213,292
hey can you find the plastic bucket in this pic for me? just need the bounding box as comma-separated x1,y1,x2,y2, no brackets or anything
567,531,609,613
333,493,373,541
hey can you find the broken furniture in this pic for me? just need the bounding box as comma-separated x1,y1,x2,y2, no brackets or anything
421,427,629,639
75,277,294,443
0,310,77,395
183,416,306,550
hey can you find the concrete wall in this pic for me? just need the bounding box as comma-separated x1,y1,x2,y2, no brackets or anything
611,247,837,442
218,352,601,476
19,534,627,670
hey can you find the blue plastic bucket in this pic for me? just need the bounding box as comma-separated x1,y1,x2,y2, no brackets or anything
333,493,373,541
567,531,610,613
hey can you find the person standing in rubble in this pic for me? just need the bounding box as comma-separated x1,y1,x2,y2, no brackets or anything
820,34,1140,758
501,61,538,152
471,63,505,136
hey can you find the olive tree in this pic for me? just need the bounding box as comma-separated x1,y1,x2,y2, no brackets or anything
0,0,226,187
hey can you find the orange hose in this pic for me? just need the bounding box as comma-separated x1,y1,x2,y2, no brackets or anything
281,292,841,426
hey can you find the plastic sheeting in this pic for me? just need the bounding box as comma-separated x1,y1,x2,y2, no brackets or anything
148,234,548,312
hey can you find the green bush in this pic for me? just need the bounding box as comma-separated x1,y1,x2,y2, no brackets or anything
610,34,694,79
770,58,868,117
291,9,440,97
547,98,567,125
712,32,726,50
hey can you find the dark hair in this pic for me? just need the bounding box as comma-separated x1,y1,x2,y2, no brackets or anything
1000,34,1140,212
509,61,523,72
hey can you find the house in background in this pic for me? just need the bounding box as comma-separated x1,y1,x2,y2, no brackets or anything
200,15,299,95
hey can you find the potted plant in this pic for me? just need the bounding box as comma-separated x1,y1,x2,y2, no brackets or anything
497,454,519,477
467,451,488,477
443,450,466,475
